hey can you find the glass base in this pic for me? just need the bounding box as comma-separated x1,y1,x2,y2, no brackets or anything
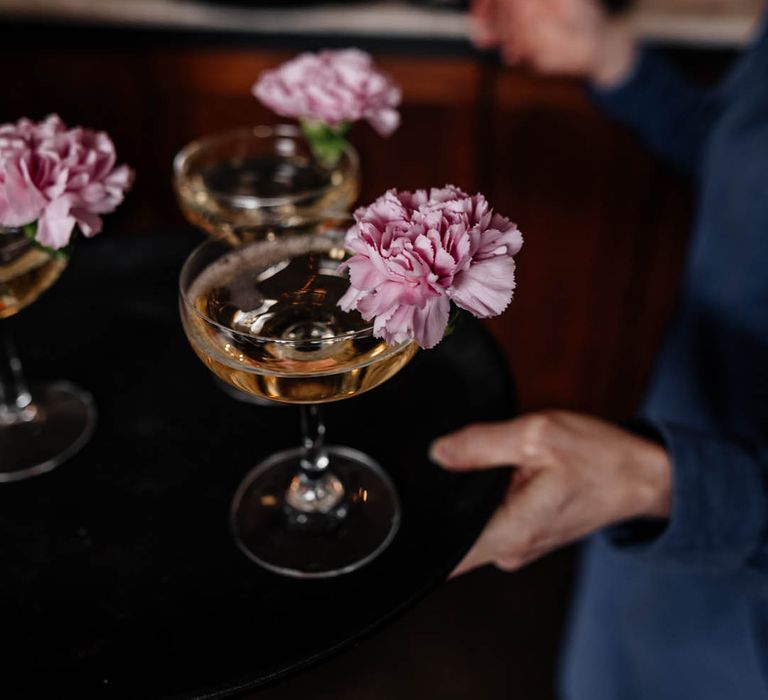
0,382,96,483
231,446,400,578
213,375,284,408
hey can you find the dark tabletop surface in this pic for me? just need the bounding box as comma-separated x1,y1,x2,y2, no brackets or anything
1,231,515,700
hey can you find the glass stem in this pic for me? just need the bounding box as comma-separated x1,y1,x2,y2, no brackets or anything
300,404,330,475
0,322,36,426
284,404,345,516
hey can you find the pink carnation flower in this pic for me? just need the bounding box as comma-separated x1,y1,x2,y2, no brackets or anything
0,114,133,249
339,186,523,349
253,49,401,137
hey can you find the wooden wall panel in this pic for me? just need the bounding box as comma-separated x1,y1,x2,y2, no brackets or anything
0,39,693,421
484,70,690,417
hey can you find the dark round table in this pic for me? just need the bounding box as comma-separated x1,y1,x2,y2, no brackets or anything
0,232,515,700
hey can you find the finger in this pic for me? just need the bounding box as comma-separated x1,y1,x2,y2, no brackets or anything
498,0,533,66
471,22,501,50
450,476,539,577
450,544,490,578
452,471,560,579
470,0,494,23
515,0,557,64
470,0,501,48
430,418,540,471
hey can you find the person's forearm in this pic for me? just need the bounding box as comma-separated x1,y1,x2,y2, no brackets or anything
587,48,722,174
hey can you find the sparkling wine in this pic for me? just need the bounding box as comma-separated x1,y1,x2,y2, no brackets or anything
175,153,356,246
0,231,66,319
183,235,417,404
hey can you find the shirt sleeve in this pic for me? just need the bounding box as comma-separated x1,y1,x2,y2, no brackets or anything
605,421,768,577
588,48,723,175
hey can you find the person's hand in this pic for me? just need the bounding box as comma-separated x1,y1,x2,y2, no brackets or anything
430,411,671,576
470,0,637,87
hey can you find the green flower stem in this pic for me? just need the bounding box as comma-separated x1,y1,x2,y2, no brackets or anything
299,119,351,168
22,222,37,241
444,305,464,339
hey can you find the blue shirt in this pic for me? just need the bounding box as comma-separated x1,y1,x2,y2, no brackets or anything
561,18,768,700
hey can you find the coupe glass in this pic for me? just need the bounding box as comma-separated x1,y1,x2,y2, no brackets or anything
0,227,95,482
179,227,417,578
173,124,360,247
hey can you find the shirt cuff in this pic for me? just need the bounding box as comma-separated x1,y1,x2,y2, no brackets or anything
588,44,646,97
603,421,768,572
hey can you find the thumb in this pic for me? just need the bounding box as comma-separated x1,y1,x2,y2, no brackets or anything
450,504,510,577
430,420,530,471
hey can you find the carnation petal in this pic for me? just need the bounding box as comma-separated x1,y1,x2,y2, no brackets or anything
105,164,134,191
384,303,415,339
450,257,516,318
71,208,103,238
338,285,367,312
412,294,450,350
358,279,416,318
433,246,457,278
36,198,76,249
367,108,400,137
345,255,386,291
0,158,46,227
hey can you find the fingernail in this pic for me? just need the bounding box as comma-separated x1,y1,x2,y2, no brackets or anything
429,440,447,464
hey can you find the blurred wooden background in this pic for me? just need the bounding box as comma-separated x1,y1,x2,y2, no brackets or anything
1,33,702,422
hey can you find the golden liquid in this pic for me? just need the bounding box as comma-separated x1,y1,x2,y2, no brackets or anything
0,233,66,319
175,154,358,246
183,236,417,404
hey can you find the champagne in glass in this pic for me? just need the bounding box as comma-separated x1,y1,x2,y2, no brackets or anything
0,229,67,319
185,238,416,404
173,125,359,247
